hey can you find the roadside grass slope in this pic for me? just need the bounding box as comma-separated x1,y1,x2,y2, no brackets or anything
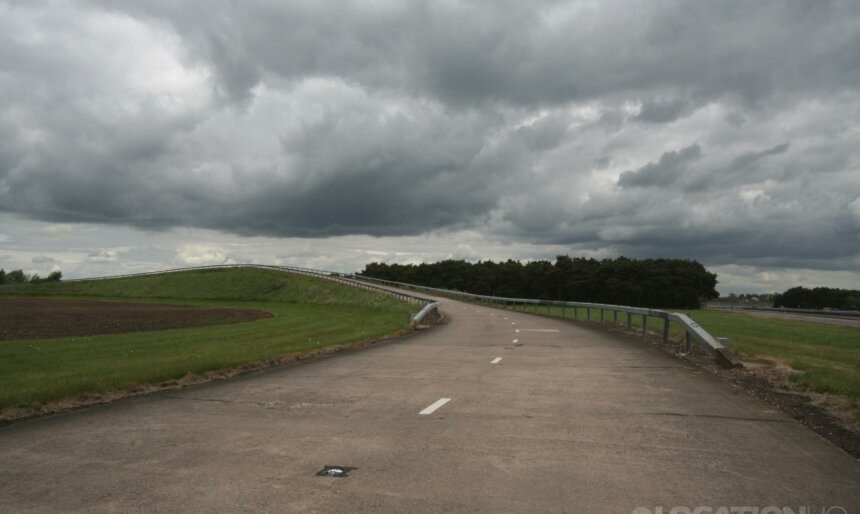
5,267,400,306
531,304,859,407
0,268,415,415
672,309,859,406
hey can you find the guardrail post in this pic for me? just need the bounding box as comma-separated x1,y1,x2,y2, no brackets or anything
612,310,618,325
662,318,670,344
684,331,692,353
642,315,648,338
600,308,605,324
586,307,590,321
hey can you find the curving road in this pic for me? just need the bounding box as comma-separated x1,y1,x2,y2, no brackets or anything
1,294,858,513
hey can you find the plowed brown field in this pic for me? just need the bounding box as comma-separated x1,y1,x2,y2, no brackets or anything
0,298,272,341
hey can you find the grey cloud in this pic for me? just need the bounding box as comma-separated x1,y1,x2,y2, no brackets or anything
634,97,695,124
1,77,513,236
96,0,860,108
31,255,57,264
680,142,792,192
730,143,790,169
617,144,702,188
0,0,858,277
87,250,119,263
515,115,571,152
499,132,859,272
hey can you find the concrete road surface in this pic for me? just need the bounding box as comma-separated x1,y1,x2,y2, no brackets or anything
1,297,858,513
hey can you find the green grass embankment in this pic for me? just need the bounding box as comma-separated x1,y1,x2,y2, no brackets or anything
0,268,415,412
503,302,860,406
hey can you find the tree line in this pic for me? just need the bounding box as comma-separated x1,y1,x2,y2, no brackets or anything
360,256,718,309
773,287,860,310
0,269,62,284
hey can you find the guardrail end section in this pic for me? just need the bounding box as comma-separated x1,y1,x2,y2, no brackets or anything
714,347,744,369
411,302,441,328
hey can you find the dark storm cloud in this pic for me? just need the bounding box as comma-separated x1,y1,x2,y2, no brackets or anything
617,144,702,188
96,0,860,107
633,97,695,124
0,0,858,273
730,143,790,170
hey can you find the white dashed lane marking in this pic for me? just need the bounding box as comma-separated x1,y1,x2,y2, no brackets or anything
419,398,451,415
490,357,502,364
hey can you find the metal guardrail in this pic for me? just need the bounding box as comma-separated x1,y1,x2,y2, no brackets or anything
411,302,441,325
37,264,441,327
354,275,742,368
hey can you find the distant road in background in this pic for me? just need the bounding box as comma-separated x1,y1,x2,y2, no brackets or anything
707,305,860,329
741,310,860,328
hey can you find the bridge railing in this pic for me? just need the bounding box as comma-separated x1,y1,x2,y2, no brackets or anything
351,275,742,368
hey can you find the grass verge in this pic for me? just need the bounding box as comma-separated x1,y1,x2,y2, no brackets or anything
0,268,415,415
500,302,860,407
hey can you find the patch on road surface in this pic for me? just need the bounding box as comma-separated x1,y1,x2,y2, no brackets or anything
316,465,356,478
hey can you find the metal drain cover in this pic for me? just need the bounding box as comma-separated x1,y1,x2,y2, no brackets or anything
316,465,356,478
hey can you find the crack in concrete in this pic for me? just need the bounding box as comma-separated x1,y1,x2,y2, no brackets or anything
162,395,281,408
647,412,787,423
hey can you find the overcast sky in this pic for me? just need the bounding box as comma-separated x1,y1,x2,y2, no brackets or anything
1,0,858,294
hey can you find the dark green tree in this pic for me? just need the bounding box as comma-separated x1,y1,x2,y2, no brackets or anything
360,255,719,309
